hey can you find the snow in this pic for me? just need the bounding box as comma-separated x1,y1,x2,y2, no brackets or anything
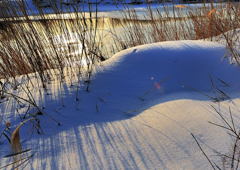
1,40,240,169
94,40,240,95
0,1,221,18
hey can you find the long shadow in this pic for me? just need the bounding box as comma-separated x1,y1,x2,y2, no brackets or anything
1,43,240,169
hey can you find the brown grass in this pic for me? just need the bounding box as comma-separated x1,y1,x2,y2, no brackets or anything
10,118,35,169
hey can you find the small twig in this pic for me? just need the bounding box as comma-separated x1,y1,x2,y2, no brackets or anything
191,133,216,170
0,154,34,169
4,149,31,158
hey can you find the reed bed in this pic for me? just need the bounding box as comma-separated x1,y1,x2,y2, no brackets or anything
0,0,104,89
0,1,239,85
0,0,239,132
0,1,240,168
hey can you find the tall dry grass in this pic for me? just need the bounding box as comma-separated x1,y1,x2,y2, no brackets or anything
0,1,239,86
0,0,103,89
0,1,240,168
0,0,238,131
104,2,240,61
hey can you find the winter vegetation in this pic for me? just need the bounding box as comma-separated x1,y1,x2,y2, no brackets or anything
0,0,240,169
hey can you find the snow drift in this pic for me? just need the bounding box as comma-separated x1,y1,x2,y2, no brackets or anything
92,40,240,98
1,40,240,170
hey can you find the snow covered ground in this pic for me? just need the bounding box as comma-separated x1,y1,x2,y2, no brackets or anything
1,40,240,169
